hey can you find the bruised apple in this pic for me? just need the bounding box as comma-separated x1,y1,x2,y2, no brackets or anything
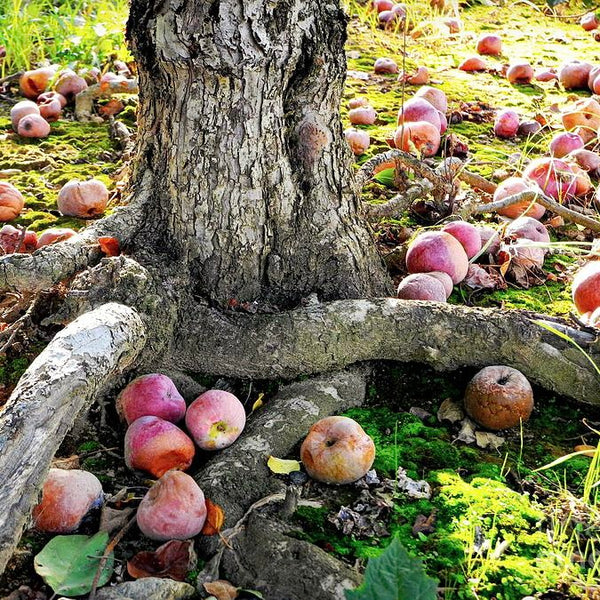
54,70,88,102
523,157,576,202
394,121,440,157
0,182,25,221
36,227,77,248
17,114,50,138
493,109,519,139
10,100,39,131
476,34,502,56
344,128,370,155
348,105,377,125
396,273,447,302
572,261,600,314
581,12,599,31
124,416,195,478
117,373,187,424
406,231,469,284
562,99,600,143
565,148,600,174
32,468,103,533
136,470,207,541
464,366,534,430
185,390,246,450
414,86,448,113
374,57,399,74
300,416,375,485
506,62,534,85
0,225,37,254
57,179,109,218
19,66,58,99
37,95,62,122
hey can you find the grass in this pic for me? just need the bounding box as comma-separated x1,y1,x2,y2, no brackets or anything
0,0,131,75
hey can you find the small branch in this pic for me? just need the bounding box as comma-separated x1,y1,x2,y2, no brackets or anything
356,149,439,188
437,157,498,195
89,514,138,600
463,189,600,232
75,78,139,121
363,180,433,219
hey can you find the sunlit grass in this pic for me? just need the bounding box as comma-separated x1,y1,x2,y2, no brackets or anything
0,0,130,75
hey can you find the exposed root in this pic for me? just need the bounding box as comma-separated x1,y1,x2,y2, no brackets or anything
0,303,147,574
172,297,600,404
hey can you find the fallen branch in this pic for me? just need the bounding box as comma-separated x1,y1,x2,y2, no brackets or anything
0,302,147,575
363,180,433,219
462,189,600,233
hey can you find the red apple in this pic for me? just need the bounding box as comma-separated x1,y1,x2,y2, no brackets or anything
185,390,246,451
53,70,88,103
37,96,62,122
372,0,394,12
117,373,187,424
458,56,486,72
506,216,550,244
57,179,109,218
17,114,50,138
517,120,542,137
394,121,441,157
588,65,600,90
523,157,576,202
396,273,447,301
0,182,25,221
581,12,599,30
492,177,545,220
404,66,430,85
374,57,399,74
572,261,600,314
32,468,103,533
0,225,37,254
414,86,448,114
507,62,534,85
10,100,40,131
549,132,584,158
442,221,482,259
535,68,557,82
558,60,593,90
445,18,461,33
476,34,502,56
136,470,207,541
406,231,469,284
36,227,77,248
348,106,377,126
300,416,375,485
493,109,519,139
124,416,195,478
397,98,442,130
426,270,454,298
464,366,534,430
478,225,501,256
344,128,370,155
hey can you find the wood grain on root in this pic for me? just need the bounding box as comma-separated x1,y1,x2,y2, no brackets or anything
0,303,147,575
172,298,600,404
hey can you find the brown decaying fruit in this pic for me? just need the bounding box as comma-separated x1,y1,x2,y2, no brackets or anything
464,365,534,430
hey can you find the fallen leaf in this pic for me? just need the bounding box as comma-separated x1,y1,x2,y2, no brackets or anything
437,398,464,423
412,510,437,536
475,431,505,450
203,580,238,600
251,393,264,412
98,99,125,116
127,540,197,581
456,417,477,444
98,236,120,257
51,455,80,470
267,455,301,475
200,499,225,536
99,506,135,535
574,444,598,458
463,264,498,290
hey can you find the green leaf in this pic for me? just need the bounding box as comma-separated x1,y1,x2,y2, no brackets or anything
34,532,114,596
345,537,438,600
373,168,396,188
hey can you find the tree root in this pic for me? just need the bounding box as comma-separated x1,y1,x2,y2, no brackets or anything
173,297,600,404
195,370,367,599
0,303,147,574
0,173,151,295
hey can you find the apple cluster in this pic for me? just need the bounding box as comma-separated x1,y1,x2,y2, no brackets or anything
371,0,407,29
118,374,246,540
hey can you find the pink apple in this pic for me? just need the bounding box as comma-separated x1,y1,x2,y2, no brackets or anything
494,109,519,138
558,60,593,90
397,98,442,130
32,468,103,533
348,106,377,126
344,128,370,155
300,416,375,485
348,97,368,109
0,225,37,254
117,373,187,424
57,179,109,218
458,56,486,72
535,68,557,82
396,273,447,301
507,62,534,84
404,66,430,85
394,121,441,157
426,270,454,298
517,120,542,136
414,86,448,113
406,231,469,284
124,416,195,478
136,470,207,541
442,221,482,259
36,227,77,248
17,114,50,138
506,216,550,244
372,0,394,12
549,132,584,158
185,390,246,451
523,157,576,202
374,57,399,74
10,100,39,131
478,225,501,256
565,148,600,174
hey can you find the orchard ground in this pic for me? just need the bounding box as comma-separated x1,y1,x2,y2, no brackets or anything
0,0,600,599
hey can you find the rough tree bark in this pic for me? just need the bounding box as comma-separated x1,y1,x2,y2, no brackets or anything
0,0,600,596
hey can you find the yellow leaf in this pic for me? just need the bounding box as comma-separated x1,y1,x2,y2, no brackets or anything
251,393,264,413
267,455,301,474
